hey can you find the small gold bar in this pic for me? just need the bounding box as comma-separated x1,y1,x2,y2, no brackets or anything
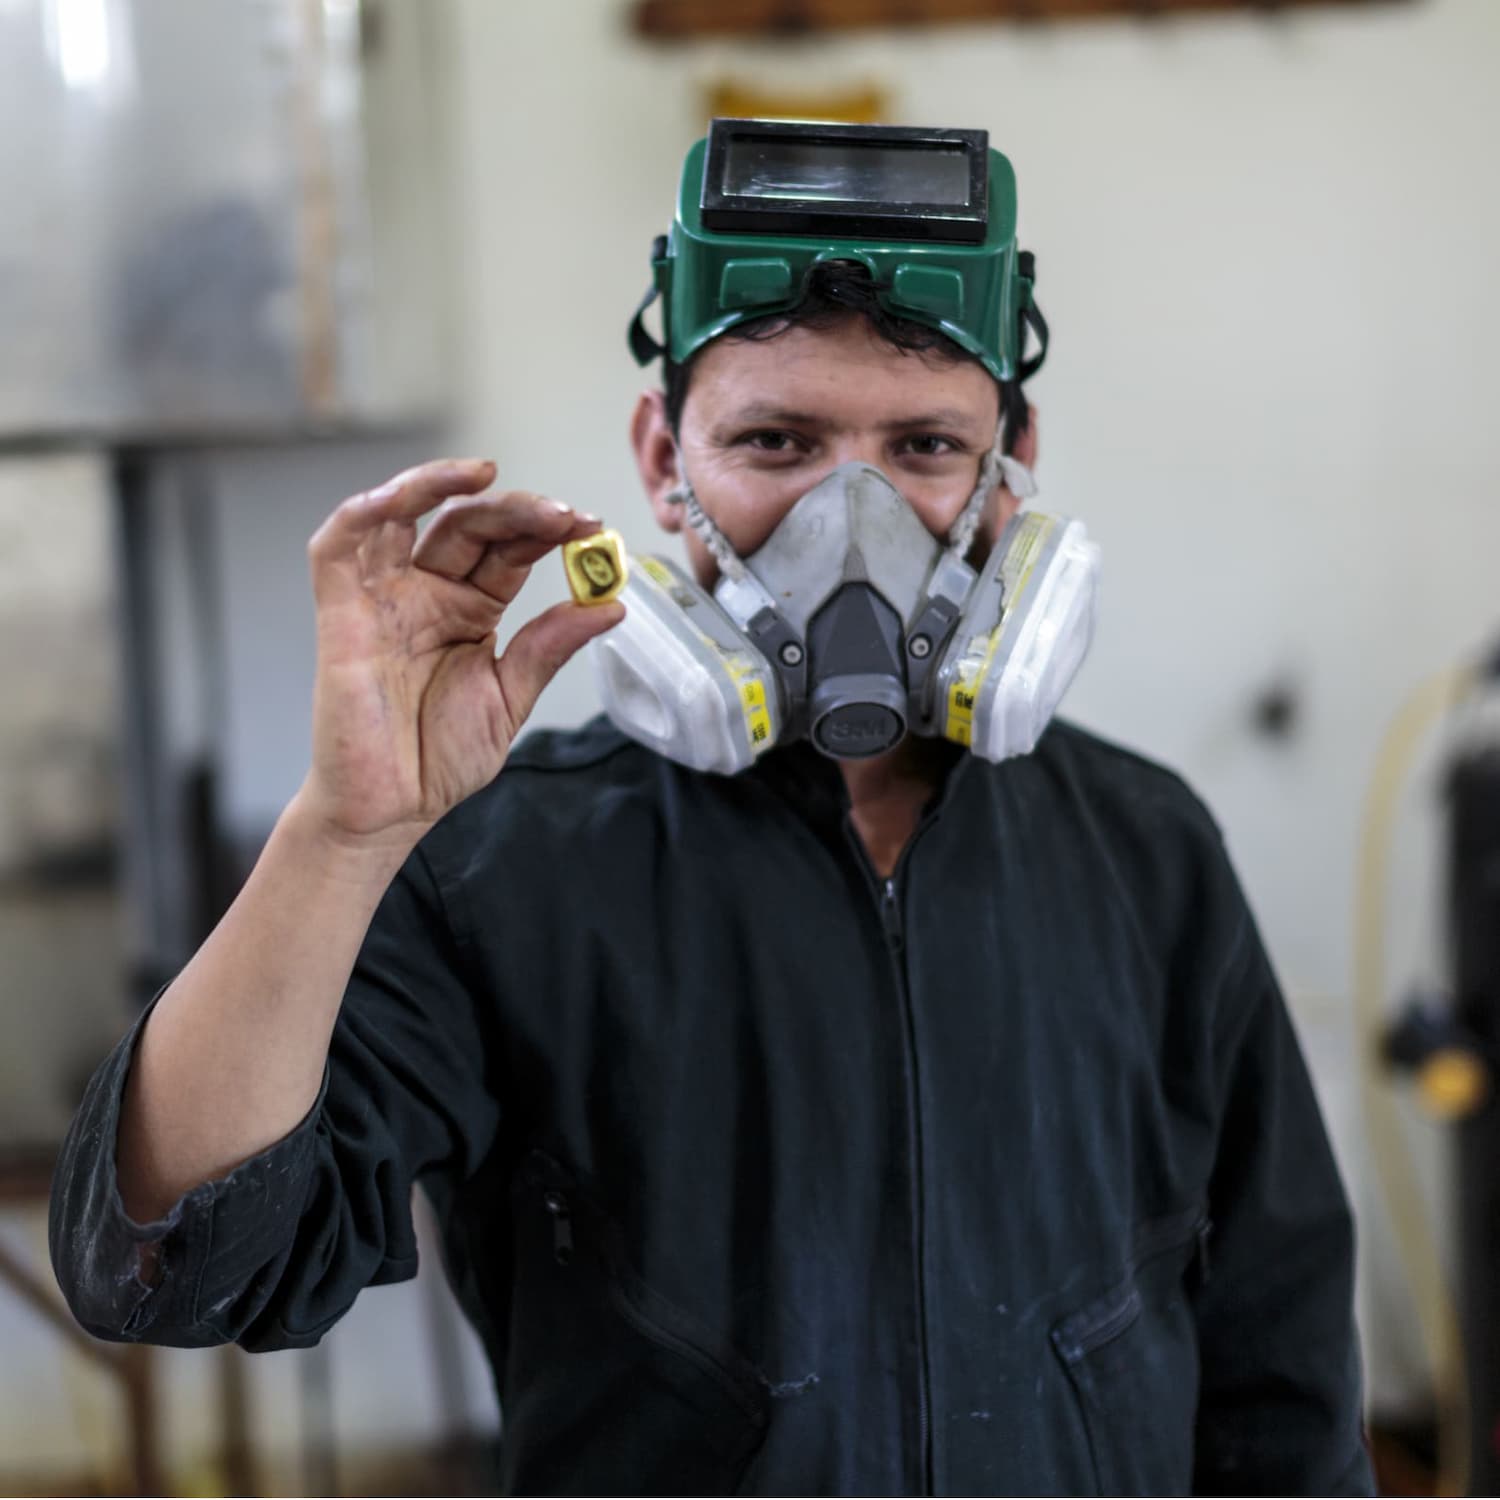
563,529,629,605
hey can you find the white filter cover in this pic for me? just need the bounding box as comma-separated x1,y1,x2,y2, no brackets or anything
973,520,1099,762
590,562,775,776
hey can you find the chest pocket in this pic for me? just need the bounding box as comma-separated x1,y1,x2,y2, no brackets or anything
1050,1205,1211,1497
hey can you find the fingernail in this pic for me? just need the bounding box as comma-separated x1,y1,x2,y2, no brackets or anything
365,478,403,503
579,510,600,523
548,499,573,515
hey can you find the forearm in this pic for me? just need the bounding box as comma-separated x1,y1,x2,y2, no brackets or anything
117,785,418,1222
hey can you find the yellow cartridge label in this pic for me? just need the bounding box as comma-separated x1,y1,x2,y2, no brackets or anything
725,656,773,750
946,676,980,747
944,514,1055,744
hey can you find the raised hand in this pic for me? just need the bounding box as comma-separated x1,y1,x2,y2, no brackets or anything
301,457,623,846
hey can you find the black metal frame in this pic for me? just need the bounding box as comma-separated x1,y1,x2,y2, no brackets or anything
1450,747,1500,1495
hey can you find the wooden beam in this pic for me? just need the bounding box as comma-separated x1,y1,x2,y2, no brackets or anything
634,0,1404,40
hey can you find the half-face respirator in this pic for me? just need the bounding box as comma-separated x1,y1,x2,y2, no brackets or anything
591,460,1097,775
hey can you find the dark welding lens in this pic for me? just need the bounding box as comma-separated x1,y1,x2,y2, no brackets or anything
721,138,970,207
701,119,989,244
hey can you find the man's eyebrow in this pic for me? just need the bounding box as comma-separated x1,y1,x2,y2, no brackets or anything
710,403,987,435
712,402,830,433
877,407,985,433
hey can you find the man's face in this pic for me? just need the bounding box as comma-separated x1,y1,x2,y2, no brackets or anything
632,317,1024,592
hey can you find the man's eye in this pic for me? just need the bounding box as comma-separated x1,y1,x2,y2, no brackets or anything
745,431,798,453
902,434,959,457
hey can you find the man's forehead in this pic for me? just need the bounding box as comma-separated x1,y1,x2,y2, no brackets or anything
688,322,999,430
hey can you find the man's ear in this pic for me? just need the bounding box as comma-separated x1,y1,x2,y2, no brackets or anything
630,389,684,534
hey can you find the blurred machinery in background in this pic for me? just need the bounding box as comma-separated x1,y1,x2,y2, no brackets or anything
0,2,451,1492
1359,646,1500,1496
1445,737,1500,1492
0,0,445,1127
0,0,443,439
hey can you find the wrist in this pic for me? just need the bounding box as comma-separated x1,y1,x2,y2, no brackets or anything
280,781,429,889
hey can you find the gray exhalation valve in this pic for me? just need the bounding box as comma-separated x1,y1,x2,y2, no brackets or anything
806,583,909,759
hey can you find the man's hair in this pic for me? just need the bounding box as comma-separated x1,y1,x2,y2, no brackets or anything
661,260,1030,453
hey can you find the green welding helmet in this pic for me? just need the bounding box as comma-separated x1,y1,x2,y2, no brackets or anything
628,117,1048,386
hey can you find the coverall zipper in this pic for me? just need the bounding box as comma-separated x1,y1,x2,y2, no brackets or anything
843,816,936,1498
880,873,934,1496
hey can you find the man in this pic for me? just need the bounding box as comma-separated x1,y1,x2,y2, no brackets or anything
51,122,1370,1495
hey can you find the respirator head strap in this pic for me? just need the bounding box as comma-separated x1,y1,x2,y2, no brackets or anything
941,245,1045,558
665,468,747,584
944,417,1038,562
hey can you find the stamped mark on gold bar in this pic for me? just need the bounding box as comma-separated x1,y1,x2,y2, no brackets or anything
563,529,629,605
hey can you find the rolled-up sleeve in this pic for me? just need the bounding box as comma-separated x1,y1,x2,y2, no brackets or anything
48,840,499,1352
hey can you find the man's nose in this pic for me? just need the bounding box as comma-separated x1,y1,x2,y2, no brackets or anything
786,444,901,506
826,436,888,473
810,444,927,515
